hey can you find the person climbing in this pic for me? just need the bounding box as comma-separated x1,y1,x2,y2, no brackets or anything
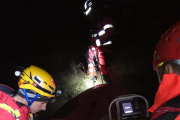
84,0,114,84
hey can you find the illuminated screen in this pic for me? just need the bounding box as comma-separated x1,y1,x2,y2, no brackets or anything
122,102,133,113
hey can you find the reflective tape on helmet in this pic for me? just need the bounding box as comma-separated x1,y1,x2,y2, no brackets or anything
88,2,92,7
103,24,114,30
84,0,88,9
84,0,92,9
98,30,105,36
96,39,101,46
157,62,164,67
0,103,20,120
33,75,43,85
103,41,112,45
85,7,91,15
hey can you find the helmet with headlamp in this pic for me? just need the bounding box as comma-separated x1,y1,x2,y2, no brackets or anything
15,65,61,106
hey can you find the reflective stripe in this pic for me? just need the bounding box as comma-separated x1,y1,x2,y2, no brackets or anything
88,64,95,72
103,24,114,30
96,39,101,46
98,30,105,36
92,47,95,50
95,24,114,37
89,68,94,72
89,49,96,66
88,63,94,67
29,113,34,120
84,0,92,9
0,103,20,120
84,0,88,9
103,41,112,45
85,7,91,15
88,64,96,77
91,34,97,37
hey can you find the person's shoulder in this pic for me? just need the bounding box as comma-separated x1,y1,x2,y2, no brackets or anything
0,84,15,97
0,84,16,106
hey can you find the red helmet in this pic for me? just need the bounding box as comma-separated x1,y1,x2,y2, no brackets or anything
153,21,180,71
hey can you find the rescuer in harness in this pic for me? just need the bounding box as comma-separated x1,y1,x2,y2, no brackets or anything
0,65,61,120
84,0,114,84
148,21,180,120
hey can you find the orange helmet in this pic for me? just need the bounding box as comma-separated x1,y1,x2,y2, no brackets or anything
153,21,180,71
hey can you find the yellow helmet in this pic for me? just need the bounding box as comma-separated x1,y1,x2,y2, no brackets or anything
18,65,56,98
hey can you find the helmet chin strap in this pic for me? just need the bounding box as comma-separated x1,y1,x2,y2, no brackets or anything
23,89,40,107
156,67,162,84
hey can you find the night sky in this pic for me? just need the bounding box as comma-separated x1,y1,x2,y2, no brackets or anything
1,0,89,89
1,0,180,111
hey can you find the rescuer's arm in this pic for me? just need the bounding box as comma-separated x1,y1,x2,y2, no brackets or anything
98,17,114,44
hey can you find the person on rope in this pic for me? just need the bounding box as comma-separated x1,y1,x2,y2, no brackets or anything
148,21,180,120
84,0,114,84
0,65,61,120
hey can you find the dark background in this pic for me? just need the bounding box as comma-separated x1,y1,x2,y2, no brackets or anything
1,0,180,119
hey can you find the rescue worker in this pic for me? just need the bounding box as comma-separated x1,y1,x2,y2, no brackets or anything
148,21,180,119
84,0,114,84
0,65,61,120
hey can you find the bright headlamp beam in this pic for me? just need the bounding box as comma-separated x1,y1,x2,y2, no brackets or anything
15,71,21,76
